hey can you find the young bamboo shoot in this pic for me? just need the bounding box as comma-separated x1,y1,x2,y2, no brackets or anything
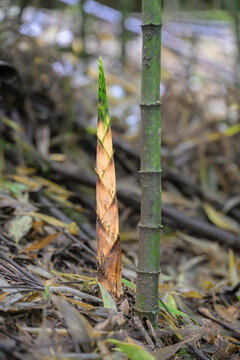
96,58,123,299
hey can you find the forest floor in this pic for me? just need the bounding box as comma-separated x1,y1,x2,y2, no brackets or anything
0,3,240,360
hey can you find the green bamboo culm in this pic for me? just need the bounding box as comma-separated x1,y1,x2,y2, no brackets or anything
135,0,162,327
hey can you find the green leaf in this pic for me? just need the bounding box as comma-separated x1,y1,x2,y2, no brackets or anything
159,300,190,319
86,126,97,135
108,339,155,360
97,282,117,311
225,123,240,137
122,278,136,292
43,283,50,298
98,57,110,128
0,180,28,199
3,117,22,132
167,294,177,309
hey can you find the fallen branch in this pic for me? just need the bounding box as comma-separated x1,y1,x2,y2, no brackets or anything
50,161,240,250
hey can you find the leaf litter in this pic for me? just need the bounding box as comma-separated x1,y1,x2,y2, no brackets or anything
0,2,240,359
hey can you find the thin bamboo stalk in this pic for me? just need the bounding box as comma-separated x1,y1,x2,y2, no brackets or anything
135,0,162,327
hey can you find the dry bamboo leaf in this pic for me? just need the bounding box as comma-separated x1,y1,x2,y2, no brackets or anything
51,270,95,283
22,291,43,303
203,203,240,234
19,211,68,227
0,293,8,302
51,294,98,353
9,175,41,191
153,337,197,360
32,176,73,196
49,153,66,162
180,291,203,299
68,221,79,235
16,166,36,175
22,232,61,253
96,58,122,298
214,304,239,323
59,292,95,311
228,249,240,287
19,211,79,234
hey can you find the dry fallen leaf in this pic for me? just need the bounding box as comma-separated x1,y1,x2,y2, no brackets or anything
51,294,98,352
5,214,33,245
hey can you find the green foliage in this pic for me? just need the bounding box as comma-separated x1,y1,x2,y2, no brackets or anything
85,126,97,135
98,57,110,129
108,339,155,360
177,345,196,359
43,283,50,298
159,297,190,319
0,181,27,198
176,10,233,21
97,282,117,311
122,278,136,292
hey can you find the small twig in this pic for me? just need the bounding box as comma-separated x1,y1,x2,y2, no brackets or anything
0,261,37,285
187,342,210,360
0,234,15,246
65,232,97,259
146,319,162,348
0,285,44,291
49,286,102,303
0,269,41,285
0,252,42,286
132,316,155,349
33,353,101,359
0,284,102,303
21,327,68,335
58,281,84,285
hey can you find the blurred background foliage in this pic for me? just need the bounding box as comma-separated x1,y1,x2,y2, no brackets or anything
1,0,240,199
